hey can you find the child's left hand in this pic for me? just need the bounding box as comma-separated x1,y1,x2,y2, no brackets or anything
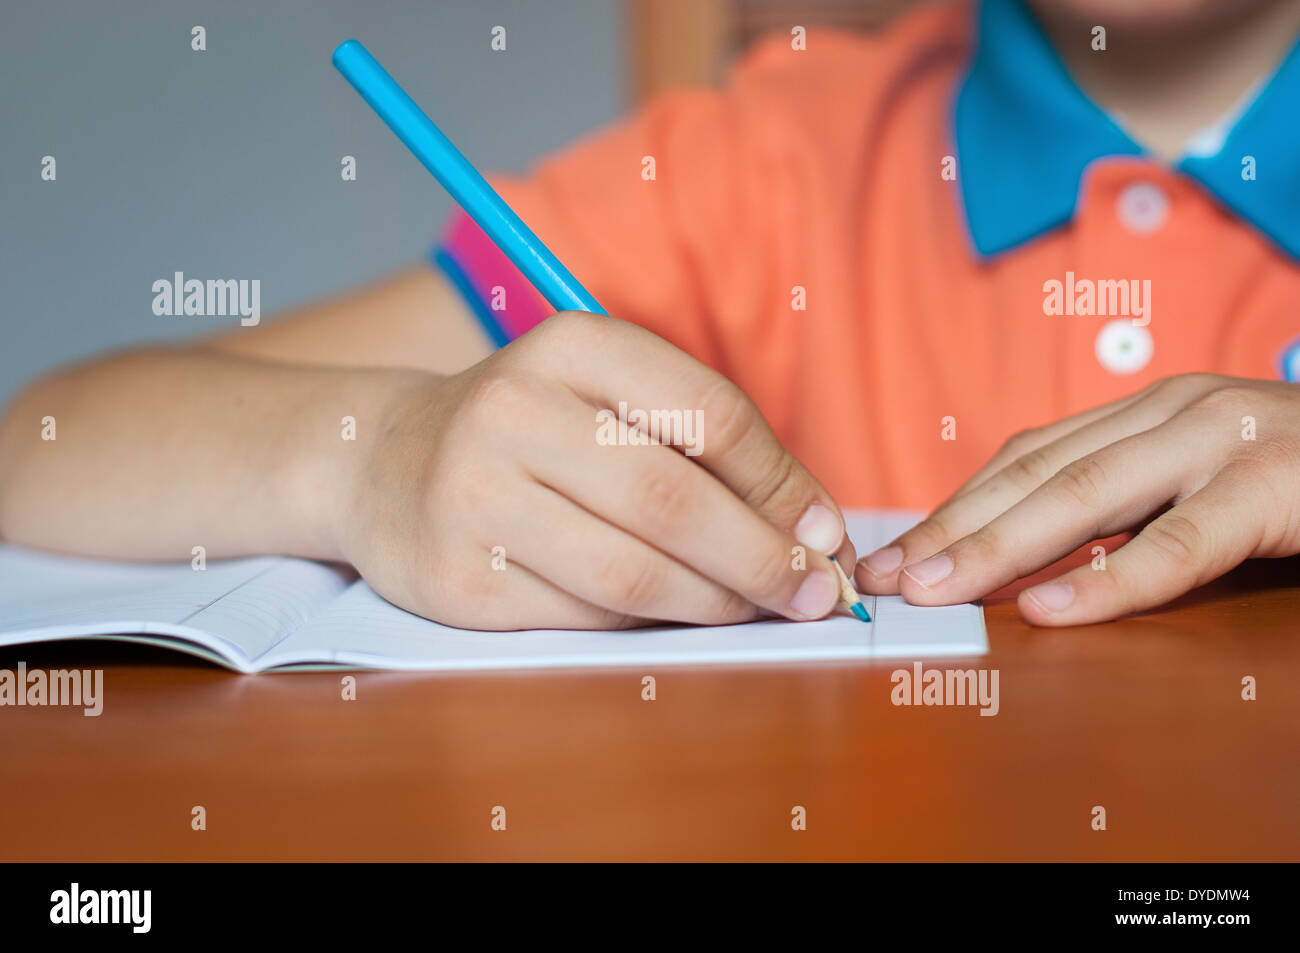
855,374,1300,625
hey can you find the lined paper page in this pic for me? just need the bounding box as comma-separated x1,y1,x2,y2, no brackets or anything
268,584,985,671
0,548,349,669
264,511,987,671
178,559,353,663
0,510,985,672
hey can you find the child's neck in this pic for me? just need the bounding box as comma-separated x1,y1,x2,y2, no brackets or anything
1036,1,1300,161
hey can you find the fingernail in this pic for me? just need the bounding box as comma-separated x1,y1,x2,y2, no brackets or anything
790,570,838,620
860,545,903,577
902,553,953,588
1025,581,1075,613
794,502,844,554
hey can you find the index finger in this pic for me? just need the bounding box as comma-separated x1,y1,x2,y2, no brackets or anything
523,387,846,621
532,312,855,562
896,421,1203,606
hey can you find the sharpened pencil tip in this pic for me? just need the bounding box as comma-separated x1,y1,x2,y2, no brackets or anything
851,602,871,623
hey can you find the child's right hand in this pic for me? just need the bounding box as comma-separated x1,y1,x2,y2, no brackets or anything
338,311,856,630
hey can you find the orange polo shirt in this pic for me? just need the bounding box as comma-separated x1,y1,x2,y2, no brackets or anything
436,0,1300,510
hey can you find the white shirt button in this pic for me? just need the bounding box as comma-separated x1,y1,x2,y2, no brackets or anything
1116,183,1168,233
1095,319,1154,375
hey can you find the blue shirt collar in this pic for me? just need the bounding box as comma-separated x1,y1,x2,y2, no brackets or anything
954,0,1300,262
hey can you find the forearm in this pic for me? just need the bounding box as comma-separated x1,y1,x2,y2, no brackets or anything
0,346,429,561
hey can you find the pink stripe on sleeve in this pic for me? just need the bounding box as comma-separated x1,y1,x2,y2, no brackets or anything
438,211,552,341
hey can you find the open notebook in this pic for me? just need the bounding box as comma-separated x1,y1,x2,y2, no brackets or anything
0,510,985,672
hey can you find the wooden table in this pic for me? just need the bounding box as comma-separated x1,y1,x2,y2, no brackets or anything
2,557,1296,862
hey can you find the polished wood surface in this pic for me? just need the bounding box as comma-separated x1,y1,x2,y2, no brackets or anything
2,556,1297,861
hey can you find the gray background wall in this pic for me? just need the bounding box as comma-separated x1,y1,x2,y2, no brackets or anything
0,0,623,403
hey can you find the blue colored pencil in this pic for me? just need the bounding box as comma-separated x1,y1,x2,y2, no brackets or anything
331,38,606,316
